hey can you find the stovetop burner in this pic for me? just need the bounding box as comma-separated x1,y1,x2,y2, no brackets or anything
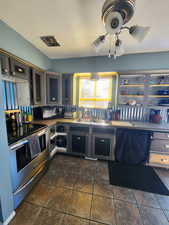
8,123,46,145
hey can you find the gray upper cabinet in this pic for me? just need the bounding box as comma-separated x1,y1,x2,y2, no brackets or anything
46,72,61,105
32,69,45,105
0,53,10,75
62,74,73,105
10,58,29,80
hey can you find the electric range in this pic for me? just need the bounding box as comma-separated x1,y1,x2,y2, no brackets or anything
7,123,47,145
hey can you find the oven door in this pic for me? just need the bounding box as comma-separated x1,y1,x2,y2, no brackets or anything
13,159,48,209
10,130,49,192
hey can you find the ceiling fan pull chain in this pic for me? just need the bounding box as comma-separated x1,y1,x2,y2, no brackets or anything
108,35,112,58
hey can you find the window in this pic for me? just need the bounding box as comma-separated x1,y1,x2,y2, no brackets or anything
79,78,112,108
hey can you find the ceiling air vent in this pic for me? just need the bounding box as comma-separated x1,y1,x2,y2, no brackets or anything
40,36,61,47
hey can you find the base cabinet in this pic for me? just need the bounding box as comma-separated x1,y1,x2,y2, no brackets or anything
69,132,88,156
92,134,115,160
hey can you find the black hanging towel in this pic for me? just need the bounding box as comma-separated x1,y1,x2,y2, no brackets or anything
115,129,152,165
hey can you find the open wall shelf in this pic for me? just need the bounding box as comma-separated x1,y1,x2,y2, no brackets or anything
119,74,169,106
120,84,144,87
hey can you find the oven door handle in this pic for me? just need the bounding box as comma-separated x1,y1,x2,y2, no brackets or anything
10,140,28,150
14,173,37,195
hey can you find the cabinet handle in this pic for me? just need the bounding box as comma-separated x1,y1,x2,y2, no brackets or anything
4,68,8,73
161,158,168,162
18,68,23,73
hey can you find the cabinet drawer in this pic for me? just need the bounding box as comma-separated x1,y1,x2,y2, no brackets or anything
152,132,169,140
70,126,89,132
150,140,169,153
93,127,115,135
149,153,169,165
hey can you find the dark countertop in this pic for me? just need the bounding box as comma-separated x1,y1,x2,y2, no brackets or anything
32,119,169,132
8,123,47,145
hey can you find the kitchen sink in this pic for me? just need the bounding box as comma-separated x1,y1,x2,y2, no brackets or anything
74,119,133,127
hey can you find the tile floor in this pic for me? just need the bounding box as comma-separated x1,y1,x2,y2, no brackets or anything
10,154,169,225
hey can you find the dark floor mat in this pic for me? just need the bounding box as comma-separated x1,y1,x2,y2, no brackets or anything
108,161,169,196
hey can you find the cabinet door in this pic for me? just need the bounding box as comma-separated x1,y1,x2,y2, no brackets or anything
0,53,9,75
69,132,87,155
92,134,114,160
46,73,61,104
10,58,29,80
33,70,44,105
62,74,73,105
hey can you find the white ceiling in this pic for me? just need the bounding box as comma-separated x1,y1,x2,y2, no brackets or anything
0,0,169,59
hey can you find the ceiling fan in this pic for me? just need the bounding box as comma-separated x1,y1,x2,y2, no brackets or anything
92,0,150,59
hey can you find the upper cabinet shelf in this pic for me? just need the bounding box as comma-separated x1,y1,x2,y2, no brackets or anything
120,84,144,87
120,95,144,97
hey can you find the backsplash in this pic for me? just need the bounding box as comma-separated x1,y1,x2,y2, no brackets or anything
33,104,169,123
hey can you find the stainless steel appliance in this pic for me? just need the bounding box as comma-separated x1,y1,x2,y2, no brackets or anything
9,126,49,209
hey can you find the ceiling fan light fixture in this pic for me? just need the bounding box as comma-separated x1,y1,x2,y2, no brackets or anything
129,25,150,42
92,35,106,52
92,0,150,59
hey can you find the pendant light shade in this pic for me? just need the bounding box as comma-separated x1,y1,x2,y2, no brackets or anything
129,25,150,42
92,35,106,52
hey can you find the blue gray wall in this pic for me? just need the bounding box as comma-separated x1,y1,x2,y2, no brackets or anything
0,20,51,70
0,75,14,223
0,20,53,224
52,51,169,73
